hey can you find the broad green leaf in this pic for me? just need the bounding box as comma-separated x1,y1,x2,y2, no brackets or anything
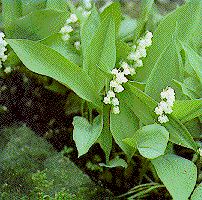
120,82,156,125
172,99,202,123
145,41,181,101
189,14,202,54
151,154,197,200
5,9,68,40
185,119,202,139
97,106,112,162
21,0,46,15
81,6,100,68
99,156,127,168
73,116,103,157
125,82,157,109
133,0,154,42
7,39,102,108
2,0,22,30
165,117,198,151
84,16,116,91
85,16,116,73
120,89,155,125
100,2,122,36
136,0,202,82
46,0,68,12
182,43,202,84
40,33,80,65
110,101,139,158
191,183,202,200
174,78,202,100
116,40,132,61
124,124,169,159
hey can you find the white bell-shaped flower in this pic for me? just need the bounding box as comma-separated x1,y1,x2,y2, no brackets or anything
112,106,120,114
158,114,169,124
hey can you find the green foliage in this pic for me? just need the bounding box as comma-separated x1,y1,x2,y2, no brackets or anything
110,101,138,158
191,183,202,200
1,1,202,199
73,115,103,157
136,0,202,83
46,0,68,12
7,39,102,108
6,10,68,40
40,33,81,65
151,154,197,200
84,14,116,90
99,156,128,168
172,99,202,123
124,124,169,159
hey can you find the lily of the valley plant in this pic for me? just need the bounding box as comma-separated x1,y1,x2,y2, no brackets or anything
2,0,202,199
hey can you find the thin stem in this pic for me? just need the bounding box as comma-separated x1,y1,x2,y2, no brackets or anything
88,102,93,124
81,99,85,117
127,185,165,199
117,183,158,198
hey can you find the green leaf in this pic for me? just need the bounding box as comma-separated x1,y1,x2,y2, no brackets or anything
116,40,132,61
100,2,122,36
174,78,202,99
145,41,181,101
120,83,156,125
191,183,202,200
73,116,103,157
110,102,139,158
136,0,202,82
151,154,197,200
97,106,112,163
165,117,198,151
85,16,116,73
83,15,116,91
5,9,68,40
81,6,100,68
40,33,80,65
7,39,102,108
2,0,22,30
21,0,46,16
46,0,68,12
172,99,202,123
99,156,127,168
124,124,169,159
182,43,202,84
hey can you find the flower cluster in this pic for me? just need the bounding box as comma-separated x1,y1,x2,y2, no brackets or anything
154,87,175,123
103,31,153,114
60,14,78,42
103,62,136,114
127,31,153,70
0,32,8,69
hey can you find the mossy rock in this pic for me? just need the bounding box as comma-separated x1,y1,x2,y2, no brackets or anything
0,125,113,199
